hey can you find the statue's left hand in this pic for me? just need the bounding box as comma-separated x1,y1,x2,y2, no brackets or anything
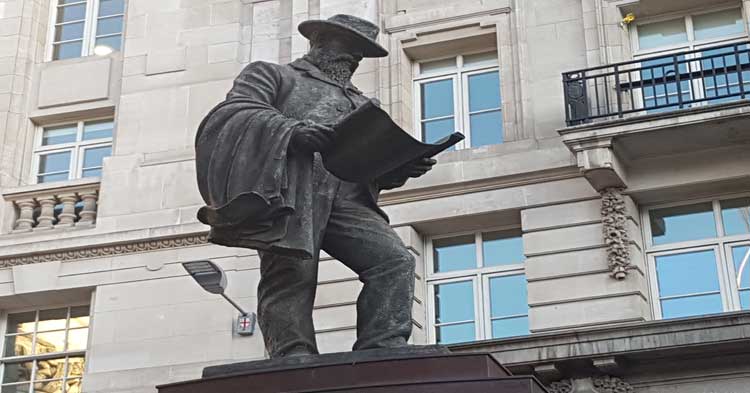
399,157,437,178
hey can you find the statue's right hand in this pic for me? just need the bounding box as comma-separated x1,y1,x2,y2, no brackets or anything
290,123,337,153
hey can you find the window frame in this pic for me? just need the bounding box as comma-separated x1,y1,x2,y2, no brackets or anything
31,118,114,185
642,194,750,319
46,0,126,62
413,51,503,150
425,227,527,344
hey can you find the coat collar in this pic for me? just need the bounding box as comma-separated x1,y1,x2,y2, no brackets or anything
290,58,362,94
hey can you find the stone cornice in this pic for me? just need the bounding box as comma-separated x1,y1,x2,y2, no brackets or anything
0,232,209,268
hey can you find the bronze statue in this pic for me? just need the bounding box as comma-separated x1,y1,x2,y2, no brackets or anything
195,14,436,358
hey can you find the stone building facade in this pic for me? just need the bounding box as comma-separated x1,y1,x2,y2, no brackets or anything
0,0,750,392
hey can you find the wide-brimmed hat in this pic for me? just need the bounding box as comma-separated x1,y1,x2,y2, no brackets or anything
298,14,388,58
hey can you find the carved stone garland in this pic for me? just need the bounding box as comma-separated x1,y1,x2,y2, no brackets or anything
592,376,634,393
601,187,632,280
547,377,633,393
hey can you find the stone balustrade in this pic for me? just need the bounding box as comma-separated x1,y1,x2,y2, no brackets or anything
3,180,100,233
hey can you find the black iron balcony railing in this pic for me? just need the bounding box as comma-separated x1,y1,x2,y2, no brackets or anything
563,41,750,126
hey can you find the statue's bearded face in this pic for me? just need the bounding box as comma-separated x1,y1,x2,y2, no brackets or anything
307,34,363,84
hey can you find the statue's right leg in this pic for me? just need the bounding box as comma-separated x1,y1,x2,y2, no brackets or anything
257,250,319,358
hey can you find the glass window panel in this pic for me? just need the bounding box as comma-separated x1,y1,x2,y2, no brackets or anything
470,110,503,147
60,0,87,4
38,152,71,175
436,322,475,344
67,328,89,351
42,126,77,146
741,290,749,310
650,203,717,245
65,379,83,393
420,58,456,75
434,281,475,323
732,245,750,289
464,52,499,68
33,379,63,393
421,79,454,119
82,146,112,169
57,4,86,23
4,335,33,357
54,22,84,42
656,250,720,297
37,308,68,331
433,235,476,273
468,72,501,112
638,18,688,50
96,15,123,36
98,0,125,16
82,168,102,178
53,41,83,60
422,118,456,146
694,8,744,41
35,358,66,381
489,275,528,317
69,306,90,328
721,198,750,236
483,231,524,267
0,384,30,393
7,312,36,334
94,35,122,52
491,316,529,338
2,362,33,384
83,121,113,140
34,331,66,354
661,293,723,319
67,357,86,378
38,173,70,183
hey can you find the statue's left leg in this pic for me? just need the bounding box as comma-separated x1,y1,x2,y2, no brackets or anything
321,194,416,351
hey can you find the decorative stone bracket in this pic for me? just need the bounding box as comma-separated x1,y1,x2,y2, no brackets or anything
3,180,100,233
571,138,627,192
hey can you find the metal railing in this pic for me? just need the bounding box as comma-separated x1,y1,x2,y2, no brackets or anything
563,41,750,126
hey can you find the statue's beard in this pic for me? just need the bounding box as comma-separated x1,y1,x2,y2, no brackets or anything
306,52,359,85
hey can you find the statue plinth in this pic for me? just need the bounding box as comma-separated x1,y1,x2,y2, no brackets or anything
157,346,547,393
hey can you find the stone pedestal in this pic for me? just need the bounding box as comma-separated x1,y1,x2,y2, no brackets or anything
157,347,547,393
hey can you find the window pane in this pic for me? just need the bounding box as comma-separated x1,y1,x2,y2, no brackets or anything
650,203,716,245
436,322,475,344
33,380,63,393
69,306,90,328
60,0,87,4
483,231,524,267
99,0,125,16
38,173,70,183
37,308,68,331
42,125,77,146
422,118,456,146
35,358,66,381
2,362,33,384
65,379,83,393
421,79,454,119
694,8,744,41
53,41,83,60
420,58,456,75
54,22,84,42
741,290,749,310
3,334,33,357
468,72,501,112
57,4,86,23
656,250,720,297
67,328,89,351
67,357,86,378
661,293,723,319
83,146,111,169
638,18,688,50
470,110,503,147
95,34,122,52
96,15,123,36
7,312,36,334
434,281,474,323
0,384,30,393
35,331,66,354
83,120,114,140
82,168,102,178
732,245,750,290
38,151,71,175
489,275,528,317
433,235,476,273
492,316,529,339
464,52,498,68
721,198,750,236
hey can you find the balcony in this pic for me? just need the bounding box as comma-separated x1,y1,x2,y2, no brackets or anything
558,41,750,193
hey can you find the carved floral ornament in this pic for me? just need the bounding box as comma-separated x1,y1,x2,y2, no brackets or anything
0,233,209,268
601,187,633,280
548,376,634,393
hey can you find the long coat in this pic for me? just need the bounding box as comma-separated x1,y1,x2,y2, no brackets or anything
195,58,387,259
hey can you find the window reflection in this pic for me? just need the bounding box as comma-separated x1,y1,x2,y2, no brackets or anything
650,203,716,245
37,309,68,332
483,231,524,267
489,275,529,338
732,245,750,310
35,331,66,355
433,235,476,273
6,313,35,334
656,250,723,318
722,198,750,236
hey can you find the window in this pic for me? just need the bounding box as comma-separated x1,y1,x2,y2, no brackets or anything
33,120,113,184
426,229,528,344
415,51,503,149
645,197,750,319
50,0,125,60
1,306,90,393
